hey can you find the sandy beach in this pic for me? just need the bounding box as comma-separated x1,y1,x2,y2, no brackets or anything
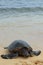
0,47,43,65
0,23,43,65
0,0,43,65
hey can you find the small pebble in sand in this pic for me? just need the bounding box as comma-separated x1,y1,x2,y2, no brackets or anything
34,61,43,65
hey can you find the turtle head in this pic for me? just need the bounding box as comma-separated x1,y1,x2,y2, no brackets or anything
32,50,41,56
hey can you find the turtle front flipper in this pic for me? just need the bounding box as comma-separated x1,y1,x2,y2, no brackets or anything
32,50,41,56
1,52,18,59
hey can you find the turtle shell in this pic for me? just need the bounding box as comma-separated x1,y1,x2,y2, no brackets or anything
7,40,32,52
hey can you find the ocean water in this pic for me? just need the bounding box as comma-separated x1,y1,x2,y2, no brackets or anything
0,0,43,24
0,0,43,50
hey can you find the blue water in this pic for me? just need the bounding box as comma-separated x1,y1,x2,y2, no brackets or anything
0,0,43,8
0,0,43,23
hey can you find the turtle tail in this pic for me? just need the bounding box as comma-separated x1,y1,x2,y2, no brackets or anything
32,50,41,56
4,47,8,49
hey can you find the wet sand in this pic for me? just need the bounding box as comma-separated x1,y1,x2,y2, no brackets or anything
0,23,43,50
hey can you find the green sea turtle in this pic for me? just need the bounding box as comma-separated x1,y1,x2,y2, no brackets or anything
1,40,41,59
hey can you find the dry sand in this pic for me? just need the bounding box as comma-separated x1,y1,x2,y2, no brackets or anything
0,47,43,65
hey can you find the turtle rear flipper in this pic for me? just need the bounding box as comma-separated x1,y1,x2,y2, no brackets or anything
33,50,41,56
